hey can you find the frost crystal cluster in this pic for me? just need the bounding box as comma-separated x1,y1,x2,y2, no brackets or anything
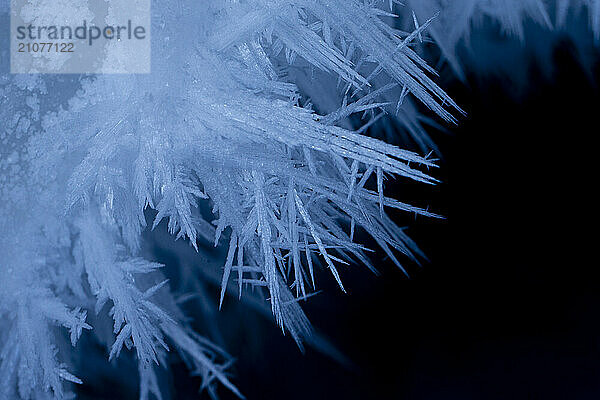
2,0,600,398
0,0,462,398
12,0,600,398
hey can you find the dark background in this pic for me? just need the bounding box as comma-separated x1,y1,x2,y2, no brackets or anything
77,40,595,400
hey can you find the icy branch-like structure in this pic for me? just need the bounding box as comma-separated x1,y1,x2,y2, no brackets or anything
405,0,552,79
1,0,459,398
557,0,600,39
402,1,600,80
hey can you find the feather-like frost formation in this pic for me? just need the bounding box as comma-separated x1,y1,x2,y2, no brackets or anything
1,0,458,398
